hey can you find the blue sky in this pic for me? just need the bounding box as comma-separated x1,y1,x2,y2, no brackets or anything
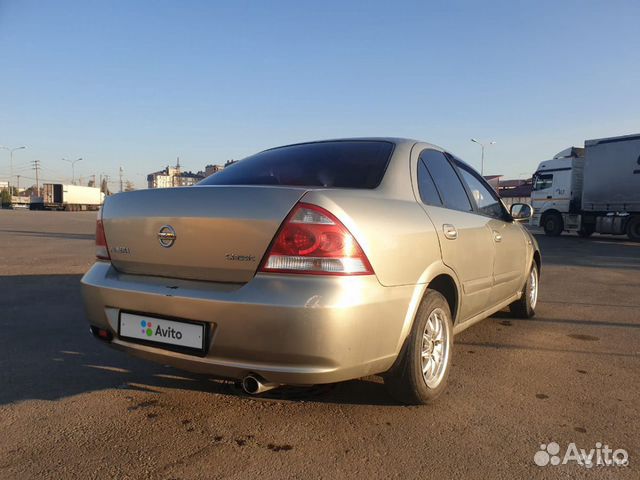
1,0,639,189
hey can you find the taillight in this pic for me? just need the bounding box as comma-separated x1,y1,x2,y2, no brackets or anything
96,219,110,260
259,203,374,276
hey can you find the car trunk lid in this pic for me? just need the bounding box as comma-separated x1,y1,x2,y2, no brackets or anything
101,185,307,282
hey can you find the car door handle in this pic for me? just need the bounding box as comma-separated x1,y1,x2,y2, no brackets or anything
493,231,502,242
546,195,552,199
443,224,458,240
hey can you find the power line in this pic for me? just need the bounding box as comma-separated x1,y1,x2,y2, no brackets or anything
0,174,69,184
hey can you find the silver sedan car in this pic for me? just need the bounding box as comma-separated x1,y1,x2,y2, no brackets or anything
82,138,540,404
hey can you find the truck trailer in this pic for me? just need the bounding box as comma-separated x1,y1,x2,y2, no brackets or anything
531,133,640,241
31,183,105,211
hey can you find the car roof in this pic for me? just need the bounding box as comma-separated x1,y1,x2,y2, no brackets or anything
262,137,420,151
261,136,478,174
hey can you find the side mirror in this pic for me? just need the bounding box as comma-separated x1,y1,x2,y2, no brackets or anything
510,203,533,222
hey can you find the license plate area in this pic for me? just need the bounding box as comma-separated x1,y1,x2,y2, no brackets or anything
118,311,207,356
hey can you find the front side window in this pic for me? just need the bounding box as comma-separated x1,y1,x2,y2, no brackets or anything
420,150,472,212
455,162,506,220
533,173,553,191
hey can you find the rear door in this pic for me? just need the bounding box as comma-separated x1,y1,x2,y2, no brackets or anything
414,148,495,321
453,159,529,306
53,184,63,204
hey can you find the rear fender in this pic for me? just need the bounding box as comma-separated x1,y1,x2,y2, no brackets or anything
394,261,461,355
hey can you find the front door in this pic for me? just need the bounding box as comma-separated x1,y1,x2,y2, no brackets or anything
487,219,529,304
453,160,529,306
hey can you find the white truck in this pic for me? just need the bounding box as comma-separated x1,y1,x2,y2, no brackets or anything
31,183,105,211
531,133,640,241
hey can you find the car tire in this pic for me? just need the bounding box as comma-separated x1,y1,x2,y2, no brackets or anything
384,290,453,405
577,225,595,238
509,263,539,318
626,216,640,242
543,212,563,236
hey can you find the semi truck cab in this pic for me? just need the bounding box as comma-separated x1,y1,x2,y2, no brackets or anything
531,147,584,235
531,134,640,241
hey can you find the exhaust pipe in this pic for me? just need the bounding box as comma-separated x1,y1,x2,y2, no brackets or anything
241,374,279,395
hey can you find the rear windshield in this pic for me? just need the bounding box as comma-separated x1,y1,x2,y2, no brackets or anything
198,141,394,189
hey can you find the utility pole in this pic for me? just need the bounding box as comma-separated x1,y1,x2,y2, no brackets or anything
119,166,124,193
16,175,20,194
32,160,41,197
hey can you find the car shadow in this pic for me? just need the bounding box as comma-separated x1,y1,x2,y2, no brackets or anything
0,274,398,407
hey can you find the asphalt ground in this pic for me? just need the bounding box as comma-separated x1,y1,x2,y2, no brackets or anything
0,209,638,479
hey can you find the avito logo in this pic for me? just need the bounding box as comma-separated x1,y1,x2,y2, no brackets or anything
140,320,183,340
140,320,153,336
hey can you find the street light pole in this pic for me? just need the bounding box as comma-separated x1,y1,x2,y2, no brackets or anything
62,157,83,184
0,145,27,192
470,138,496,175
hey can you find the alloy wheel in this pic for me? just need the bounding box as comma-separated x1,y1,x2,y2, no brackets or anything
529,267,538,310
421,308,450,389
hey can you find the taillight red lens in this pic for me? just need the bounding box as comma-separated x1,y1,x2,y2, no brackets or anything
96,219,110,260
259,203,374,275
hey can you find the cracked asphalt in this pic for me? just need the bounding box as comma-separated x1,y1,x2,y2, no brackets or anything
0,210,638,479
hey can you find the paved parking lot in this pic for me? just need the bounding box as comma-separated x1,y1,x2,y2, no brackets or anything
0,210,638,479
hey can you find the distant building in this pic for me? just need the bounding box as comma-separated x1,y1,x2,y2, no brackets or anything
484,175,533,207
498,178,533,207
147,166,177,188
205,164,223,177
483,175,501,192
147,159,204,188
176,171,204,187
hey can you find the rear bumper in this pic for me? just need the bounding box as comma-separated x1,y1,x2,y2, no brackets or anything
81,262,415,385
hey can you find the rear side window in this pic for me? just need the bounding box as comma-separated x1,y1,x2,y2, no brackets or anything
199,141,394,189
420,150,472,212
417,159,443,206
